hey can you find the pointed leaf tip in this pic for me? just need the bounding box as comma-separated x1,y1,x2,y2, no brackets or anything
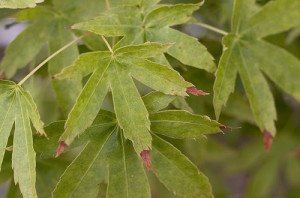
263,130,273,152
55,141,67,157
186,86,209,96
140,150,151,171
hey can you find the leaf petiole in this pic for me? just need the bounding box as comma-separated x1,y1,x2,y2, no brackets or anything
190,21,228,36
101,35,113,53
18,33,91,86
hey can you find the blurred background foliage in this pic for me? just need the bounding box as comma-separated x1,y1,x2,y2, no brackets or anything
0,0,300,197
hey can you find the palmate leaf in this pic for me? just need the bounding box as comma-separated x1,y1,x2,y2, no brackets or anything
0,0,115,113
53,93,221,197
151,134,213,198
71,1,216,73
56,43,192,154
213,0,300,138
0,0,43,9
0,80,46,198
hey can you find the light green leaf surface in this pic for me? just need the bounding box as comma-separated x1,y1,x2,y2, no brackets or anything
151,135,213,198
0,91,15,171
59,59,111,145
18,90,45,136
245,39,300,102
213,0,299,134
71,15,137,37
58,43,191,153
109,63,152,153
231,0,258,33
142,91,176,113
115,42,171,58
107,135,150,198
244,0,300,38
0,0,43,9
145,4,200,28
213,34,239,119
122,58,191,96
0,82,46,198
12,92,37,198
55,52,111,79
72,2,215,72
237,43,276,135
150,110,222,139
53,128,114,198
147,28,215,72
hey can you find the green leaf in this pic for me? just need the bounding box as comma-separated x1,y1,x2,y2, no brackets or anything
55,52,111,79
147,28,215,72
121,58,191,96
18,90,45,136
151,135,213,198
244,39,300,102
144,4,200,28
53,128,114,198
12,92,37,198
114,42,172,58
142,91,176,113
48,19,81,114
140,0,161,11
0,21,51,78
72,2,215,72
57,43,192,153
150,110,222,139
243,0,300,38
58,58,111,145
1,1,114,111
231,0,258,33
0,81,45,198
109,63,152,153
0,91,15,171
213,34,239,119
71,15,138,37
237,43,276,135
213,0,300,135
0,0,43,9
107,134,150,198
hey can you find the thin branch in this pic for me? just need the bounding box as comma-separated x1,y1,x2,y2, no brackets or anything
101,35,113,53
191,21,228,36
18,33,90,86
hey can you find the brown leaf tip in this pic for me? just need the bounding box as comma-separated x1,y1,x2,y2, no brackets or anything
140,150,151,171
263,130,273,152
186,86,209,96
55,141,67,158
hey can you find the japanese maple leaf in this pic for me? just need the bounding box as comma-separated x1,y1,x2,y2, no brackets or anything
55,42,194,153
213,0,300,146
52,91,222,198
0,0,118,113
70,1,216,73
0,80,46,198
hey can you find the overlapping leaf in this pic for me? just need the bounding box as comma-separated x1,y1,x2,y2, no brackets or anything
71,1,216,72
0,0,43,9
0,80,46,198
55,42,192,153
53,93,222,197
0,0,112,113
213,0,300,138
